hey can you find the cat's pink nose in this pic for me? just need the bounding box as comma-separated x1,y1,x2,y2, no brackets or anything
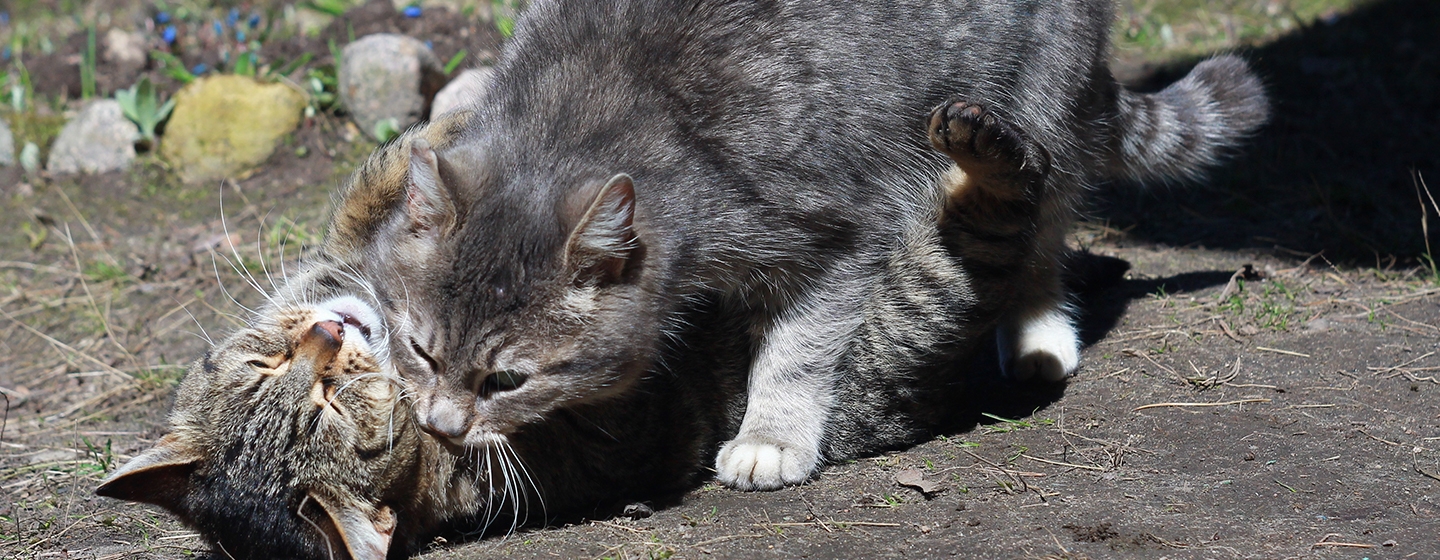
418,398,470,440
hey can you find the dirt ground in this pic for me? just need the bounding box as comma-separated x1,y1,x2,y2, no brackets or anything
2,0,1438,558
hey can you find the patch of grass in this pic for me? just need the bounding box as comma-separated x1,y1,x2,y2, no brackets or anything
1113,0,1367,60
83,260,128,283
2,109,67,163
979,412,1055,434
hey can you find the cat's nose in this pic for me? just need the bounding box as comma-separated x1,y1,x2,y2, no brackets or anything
418,397,470,440
296,320,343,363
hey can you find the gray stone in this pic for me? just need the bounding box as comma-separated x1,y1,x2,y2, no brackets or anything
430,67,493,119
339,34,447,140
0,117,13,167
47,100,140,175
103,28,149,70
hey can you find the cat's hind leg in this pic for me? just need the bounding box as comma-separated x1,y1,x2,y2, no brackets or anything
927,100,1079,381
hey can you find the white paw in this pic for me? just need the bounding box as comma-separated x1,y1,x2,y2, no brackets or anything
715,438,816,491
1003,308,1079,381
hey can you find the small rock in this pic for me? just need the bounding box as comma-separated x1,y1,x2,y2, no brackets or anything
47,100,140,175
620,502,654,520
1303,317,1331,332
0,116,13,167
28,449,79,465
160,75,307,184
1239,325,1260,336
431,67,493,119
19,142,40,176
103,28,149,70
340,34,446,140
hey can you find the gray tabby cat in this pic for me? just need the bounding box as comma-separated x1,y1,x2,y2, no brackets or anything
94,107,1003,559
376,0,1266,490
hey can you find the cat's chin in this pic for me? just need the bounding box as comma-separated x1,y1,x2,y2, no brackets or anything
470,430,510,447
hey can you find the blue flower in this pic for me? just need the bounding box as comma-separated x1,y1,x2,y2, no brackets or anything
227,8,239,26
0,11,9,26
2,47,9,61
156,11,171,24
192,63,208,74
402,5,422,18
237,31,246,42
248,13,260,29
213,20,223,35
163,25,176,44
424,40,433,49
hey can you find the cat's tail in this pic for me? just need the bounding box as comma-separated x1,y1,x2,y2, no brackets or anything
1103,54,1269,184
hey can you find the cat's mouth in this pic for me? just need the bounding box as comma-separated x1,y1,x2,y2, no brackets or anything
317,296,382,348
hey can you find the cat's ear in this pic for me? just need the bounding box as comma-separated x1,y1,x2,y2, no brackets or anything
94,433,200,513
405,138,457,234
564,173,637,283
311,494,397,560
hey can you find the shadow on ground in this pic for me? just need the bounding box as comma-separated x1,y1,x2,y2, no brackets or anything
1099,0,1438,263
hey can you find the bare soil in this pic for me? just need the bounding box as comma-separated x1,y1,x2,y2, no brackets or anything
2,0,1438,559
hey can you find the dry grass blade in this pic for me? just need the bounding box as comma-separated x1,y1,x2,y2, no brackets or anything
0,306,134,382
1255,347,1310,358
1133,398,1271,412
1019,454,1107,472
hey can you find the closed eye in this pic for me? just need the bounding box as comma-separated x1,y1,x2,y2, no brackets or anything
246,356,290,375
410,339,439,374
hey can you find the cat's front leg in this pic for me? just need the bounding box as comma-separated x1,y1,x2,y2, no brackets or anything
714,272,870,490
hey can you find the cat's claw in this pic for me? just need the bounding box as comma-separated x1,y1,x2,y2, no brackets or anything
715,438,816,491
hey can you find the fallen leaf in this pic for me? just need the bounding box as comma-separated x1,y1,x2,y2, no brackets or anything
895,468,943,496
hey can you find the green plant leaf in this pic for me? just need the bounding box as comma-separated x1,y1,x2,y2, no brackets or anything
373,118,400,142
443,49,468,75
151,51,196,83
234,52,255,77
270,52,314,79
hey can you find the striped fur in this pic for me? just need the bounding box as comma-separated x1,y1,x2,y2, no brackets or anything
1106,55,1270,184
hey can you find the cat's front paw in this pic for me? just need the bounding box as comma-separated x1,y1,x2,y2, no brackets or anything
927,100,1045,174
715,437,817,491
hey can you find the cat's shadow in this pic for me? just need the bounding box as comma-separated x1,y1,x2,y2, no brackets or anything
946,252,1231,435
1098,0,1438,263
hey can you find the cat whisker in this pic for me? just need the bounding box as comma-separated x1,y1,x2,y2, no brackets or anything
256,208,282,298
295,494,337,560
218,187,278,307
208,251,258,317
502,439,543,532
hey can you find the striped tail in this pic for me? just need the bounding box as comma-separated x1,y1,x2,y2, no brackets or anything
1105,54,1270,183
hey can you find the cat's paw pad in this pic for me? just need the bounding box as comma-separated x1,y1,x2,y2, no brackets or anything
1002,309,1080,382
715,438,816,491
927,100,1042,171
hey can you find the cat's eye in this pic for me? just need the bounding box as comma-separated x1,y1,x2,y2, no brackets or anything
246,357,287,374
482,370,528,394
410,339,439,373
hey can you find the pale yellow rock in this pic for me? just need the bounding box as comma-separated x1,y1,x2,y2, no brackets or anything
161,75,307,184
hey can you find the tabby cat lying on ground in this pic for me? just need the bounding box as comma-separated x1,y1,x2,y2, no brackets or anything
369,0,1266,491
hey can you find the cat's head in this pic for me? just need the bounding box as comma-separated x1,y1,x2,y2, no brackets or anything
352,121,664,449
95,269,432,560
95,114,487,560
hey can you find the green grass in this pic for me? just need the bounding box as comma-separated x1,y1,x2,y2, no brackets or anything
2,109,66,164
1113,0,1371,59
